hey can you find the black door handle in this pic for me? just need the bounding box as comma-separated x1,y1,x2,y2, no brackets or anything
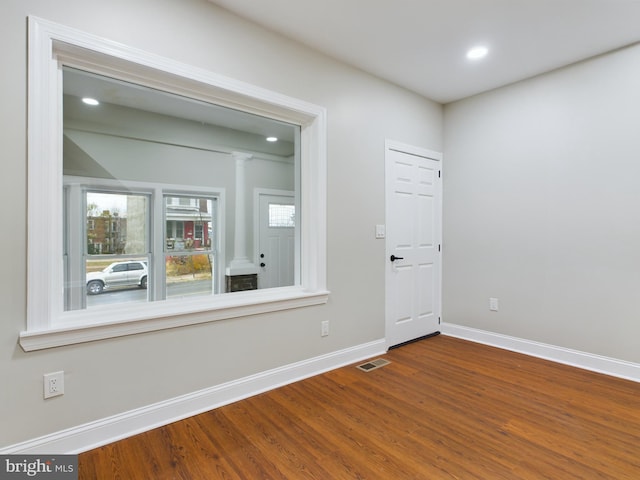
390,255,404,262
260,263,266,267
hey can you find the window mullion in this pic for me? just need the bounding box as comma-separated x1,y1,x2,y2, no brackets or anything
152,187,166,301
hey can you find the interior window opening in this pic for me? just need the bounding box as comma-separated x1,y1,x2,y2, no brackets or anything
22,17,327,351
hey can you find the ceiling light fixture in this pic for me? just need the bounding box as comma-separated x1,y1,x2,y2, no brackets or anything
466,46,489,60
266,136,278,142
82,97,100,106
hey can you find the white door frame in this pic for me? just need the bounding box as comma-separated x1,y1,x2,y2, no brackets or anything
385,139,443,348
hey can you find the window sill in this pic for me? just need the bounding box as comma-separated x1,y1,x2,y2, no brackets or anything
19,288,330,351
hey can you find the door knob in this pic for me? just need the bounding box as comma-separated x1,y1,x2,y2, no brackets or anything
390,255,404,262
260,263,266,267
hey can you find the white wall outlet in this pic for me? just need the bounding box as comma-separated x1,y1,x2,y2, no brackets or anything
489,297,499,312
44,371,64,399
321,320,329,337
375,224,386,239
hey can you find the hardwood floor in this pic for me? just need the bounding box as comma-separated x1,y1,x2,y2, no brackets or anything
79,336,640,479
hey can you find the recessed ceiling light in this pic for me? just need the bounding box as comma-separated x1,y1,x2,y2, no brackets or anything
82,97,100,106
466,46,489,60
266,136,278,142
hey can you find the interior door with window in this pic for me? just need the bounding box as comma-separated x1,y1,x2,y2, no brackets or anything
257,191,295,289
385,141,442,348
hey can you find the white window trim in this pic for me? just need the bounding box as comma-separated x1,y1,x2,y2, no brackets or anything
20,17,328,351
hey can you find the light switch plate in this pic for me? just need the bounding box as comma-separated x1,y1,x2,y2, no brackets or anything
375,224,386,239
489,297,499,312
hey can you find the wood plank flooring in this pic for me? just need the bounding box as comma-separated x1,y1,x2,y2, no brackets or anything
79,335,640,479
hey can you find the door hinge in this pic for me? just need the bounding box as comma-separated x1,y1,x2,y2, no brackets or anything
438,170,441,178
438,244,441,252
438,316,441,324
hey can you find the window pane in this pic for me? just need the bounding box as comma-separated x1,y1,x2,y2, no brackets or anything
269,203,296,227
165,196,217,298
166,254,214,299
87,192,148,255
85,258,149,307
67,192,150,310
165,196,213,252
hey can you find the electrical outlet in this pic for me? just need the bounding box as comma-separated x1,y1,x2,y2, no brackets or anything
44,371,64,399
321,320,329,337
489,297,499,312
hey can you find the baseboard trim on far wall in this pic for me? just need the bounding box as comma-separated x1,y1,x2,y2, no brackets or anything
0,339,386,455
442,323,640,383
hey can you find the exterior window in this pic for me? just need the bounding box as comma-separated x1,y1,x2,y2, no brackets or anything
166,221,185,241
195,224,204,241
22,17,327,351
165,195,217,298
66,190,150,310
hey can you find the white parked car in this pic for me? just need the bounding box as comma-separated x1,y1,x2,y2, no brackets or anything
86,261,148,294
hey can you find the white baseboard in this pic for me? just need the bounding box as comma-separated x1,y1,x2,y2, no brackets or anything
1,339,386,455
442,323,640,383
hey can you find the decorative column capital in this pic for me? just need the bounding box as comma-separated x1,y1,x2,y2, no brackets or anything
231,151,253,163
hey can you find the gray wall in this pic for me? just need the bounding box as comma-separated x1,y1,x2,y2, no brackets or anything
0,0,442,447
443,43,640,363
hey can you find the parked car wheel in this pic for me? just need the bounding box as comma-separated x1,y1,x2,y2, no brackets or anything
87,280,104,295
140,276,148,289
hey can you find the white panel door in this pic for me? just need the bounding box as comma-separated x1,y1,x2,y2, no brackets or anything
385,141,442,348
257,192,295,289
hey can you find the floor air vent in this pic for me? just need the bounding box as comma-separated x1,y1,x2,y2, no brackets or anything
357,358,391,372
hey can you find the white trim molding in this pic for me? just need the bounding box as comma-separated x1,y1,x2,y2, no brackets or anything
0,339,386,454
442,323,640,383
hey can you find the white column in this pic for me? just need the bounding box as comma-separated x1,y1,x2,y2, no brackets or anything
227,151,258,276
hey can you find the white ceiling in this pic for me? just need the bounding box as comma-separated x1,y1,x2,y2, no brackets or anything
208,0,640,103
63,68,297,143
